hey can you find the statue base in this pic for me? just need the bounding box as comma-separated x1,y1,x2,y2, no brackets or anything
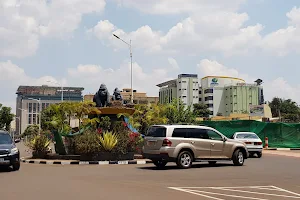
89,105,135,123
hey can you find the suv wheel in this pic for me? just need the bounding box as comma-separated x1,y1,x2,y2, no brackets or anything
177,151,193,169
12,162,20,171
232,149,244,166
153,160,167,168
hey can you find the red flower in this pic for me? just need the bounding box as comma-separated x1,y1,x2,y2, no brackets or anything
97,128,102,134
122,121,127,127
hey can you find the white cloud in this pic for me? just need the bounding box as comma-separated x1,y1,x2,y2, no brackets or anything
168,57,179,70
0,60,59,113
67,61,172,96
197,59,252,82
197,59,300,104
261,7,300,56
0,0,106,58
88,20,162,52
287,6,300,26
89,10,263,56
113,0,246,15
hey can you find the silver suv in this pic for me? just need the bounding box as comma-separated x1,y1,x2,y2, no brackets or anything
142,125,248,169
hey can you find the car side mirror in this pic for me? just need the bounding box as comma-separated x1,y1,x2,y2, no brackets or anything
223,137,227,142
14,139,20,143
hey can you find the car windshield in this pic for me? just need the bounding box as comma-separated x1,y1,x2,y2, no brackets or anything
236,133,259,139
0,134,13,144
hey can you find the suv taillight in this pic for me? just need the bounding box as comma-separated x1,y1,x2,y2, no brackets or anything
162,139,172,147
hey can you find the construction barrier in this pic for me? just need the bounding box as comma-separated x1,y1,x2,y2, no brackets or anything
198,120,300,148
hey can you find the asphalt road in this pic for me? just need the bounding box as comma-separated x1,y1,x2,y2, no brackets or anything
1,152,300,200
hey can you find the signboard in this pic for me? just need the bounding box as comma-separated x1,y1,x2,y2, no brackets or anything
249,105,264,116
210,77,219,86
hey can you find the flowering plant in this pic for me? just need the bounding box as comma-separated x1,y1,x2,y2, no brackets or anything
128,132,144,152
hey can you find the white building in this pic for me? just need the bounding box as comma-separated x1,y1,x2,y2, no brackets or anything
200,76,264,116
157,74,199,108
157,75,264,117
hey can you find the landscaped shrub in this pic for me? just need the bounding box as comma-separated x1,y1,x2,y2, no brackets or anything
99,131,118,152
111,121,130,154
74,130,101,155
25,134,51,158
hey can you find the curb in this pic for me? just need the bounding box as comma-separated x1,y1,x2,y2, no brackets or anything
20,158,153,165
265,148,300,151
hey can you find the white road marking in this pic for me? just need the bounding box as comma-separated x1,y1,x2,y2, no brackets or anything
177,186,276,189
169,187,224,200
214,188,300,198
271,186,300,197
169,186,300,200
185,189,269,200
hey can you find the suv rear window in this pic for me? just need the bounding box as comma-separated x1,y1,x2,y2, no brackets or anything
146,126,167,137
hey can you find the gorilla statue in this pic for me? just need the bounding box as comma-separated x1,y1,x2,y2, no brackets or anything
93,84,110,107
112,87,123,101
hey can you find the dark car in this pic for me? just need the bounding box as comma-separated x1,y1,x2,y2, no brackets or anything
0,130,20,171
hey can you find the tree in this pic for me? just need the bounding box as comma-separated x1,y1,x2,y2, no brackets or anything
269,97,300,122
74,101,101,129
193,103,211,118
120,103,168,134
0,104,15,131
164,99,196,124
41,101,101,132
22,124,39,137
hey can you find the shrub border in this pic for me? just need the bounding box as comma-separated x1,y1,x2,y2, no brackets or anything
20,157,152,165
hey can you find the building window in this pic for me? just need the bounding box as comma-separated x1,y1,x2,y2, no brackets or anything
199,90,202,94
28,114,32,124
182,96,187,98
33,103,36,113
204,89,213,94
210,111,213,115
33,114,36,124
28,103,32,113
206,104,213,108
182,81,187,83
205,96,213,101
199,98,202,101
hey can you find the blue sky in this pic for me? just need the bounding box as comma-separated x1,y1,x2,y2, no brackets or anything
1,0,300,113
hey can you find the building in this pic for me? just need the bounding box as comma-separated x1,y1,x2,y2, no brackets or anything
200,76,264,116
16,85,84,135
157,75,265,117
84,88,158,105
157,74,199,107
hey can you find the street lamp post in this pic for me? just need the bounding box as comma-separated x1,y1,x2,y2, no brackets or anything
28,98,41,134
113,34,134,104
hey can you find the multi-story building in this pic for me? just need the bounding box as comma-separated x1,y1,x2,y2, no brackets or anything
84,88,159,105
16,85,84,135
200,76,264,116
157,75,264,116
157,74,199,107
